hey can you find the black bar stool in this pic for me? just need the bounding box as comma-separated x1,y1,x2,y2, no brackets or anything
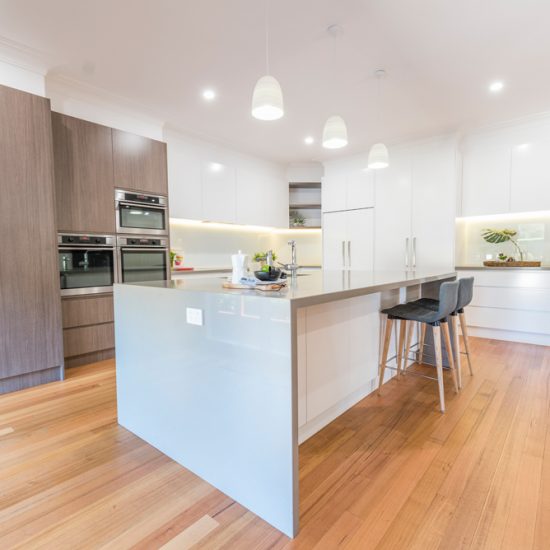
378,280,460,413
413,277,474,388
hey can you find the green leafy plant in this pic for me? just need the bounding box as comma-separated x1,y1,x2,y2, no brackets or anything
169,250,177,268
481,228,525,261
289,210,306,227
253,251,277,264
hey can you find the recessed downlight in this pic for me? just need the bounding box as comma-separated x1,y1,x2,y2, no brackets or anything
489,81,504,93
304,136,314,145
202,89,216,101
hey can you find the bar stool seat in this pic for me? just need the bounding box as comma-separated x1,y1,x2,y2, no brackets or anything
378,280,460,413
411,277,475,387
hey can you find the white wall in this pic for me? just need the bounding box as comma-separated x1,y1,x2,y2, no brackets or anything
286,162,324,183
0,59,45,96
45,75,164,140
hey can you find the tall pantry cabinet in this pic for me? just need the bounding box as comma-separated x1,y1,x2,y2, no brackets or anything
0,85,64,394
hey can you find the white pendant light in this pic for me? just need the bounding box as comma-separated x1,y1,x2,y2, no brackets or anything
367,143,389,169
252,75,284,121
323,115,348,149
368,69,389,169
322,25,347,149
251,0,284,121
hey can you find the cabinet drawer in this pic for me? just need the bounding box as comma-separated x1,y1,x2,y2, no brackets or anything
471,286,550,313
460,270,550,289
62,294,114,328
63,323,115,357
467,306,550,336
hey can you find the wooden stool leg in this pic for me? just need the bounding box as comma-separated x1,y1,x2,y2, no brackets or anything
378,317,394,395
441,321,459,394
403,321,414,375
418,322,427,364
459,311,474,376
396,319,406,376
451,314,462,389
432,325,445,413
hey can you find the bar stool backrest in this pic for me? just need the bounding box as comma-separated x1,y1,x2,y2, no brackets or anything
457,277,474,311
436,280,460,321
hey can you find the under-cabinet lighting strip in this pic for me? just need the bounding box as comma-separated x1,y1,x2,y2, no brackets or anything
170,217,322,234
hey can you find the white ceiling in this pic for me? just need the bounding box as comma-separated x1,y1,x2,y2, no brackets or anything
1,0,550,163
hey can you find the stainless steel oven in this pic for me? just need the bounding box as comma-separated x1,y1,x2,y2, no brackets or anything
58,234,117,296
117,236,169,284
115,189,168,235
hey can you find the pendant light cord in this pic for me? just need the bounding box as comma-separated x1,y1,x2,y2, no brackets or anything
265,0,270,74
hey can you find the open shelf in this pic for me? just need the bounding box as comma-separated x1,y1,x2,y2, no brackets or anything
289,182,321,189
289,203,321,210
289,182,322,229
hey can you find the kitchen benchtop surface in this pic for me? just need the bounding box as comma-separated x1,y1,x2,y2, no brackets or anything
456,265,550,271
120,269,456,307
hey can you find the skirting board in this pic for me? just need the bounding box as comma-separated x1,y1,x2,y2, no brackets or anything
65,348,115,369
466,326,550,347
0,365,64,395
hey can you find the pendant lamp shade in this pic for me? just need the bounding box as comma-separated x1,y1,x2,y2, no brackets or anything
322,115,348,149
367,142,389,170
251,75,284,121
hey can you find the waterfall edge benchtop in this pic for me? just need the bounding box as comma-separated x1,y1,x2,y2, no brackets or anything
122,269,457,308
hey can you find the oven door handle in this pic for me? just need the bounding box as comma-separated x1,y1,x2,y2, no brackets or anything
117,201,167,211
119,247,168,252
59,247,116,252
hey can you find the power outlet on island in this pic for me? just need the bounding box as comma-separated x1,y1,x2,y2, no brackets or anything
186,307,204,326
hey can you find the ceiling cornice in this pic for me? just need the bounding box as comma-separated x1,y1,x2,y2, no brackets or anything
0,34,51,74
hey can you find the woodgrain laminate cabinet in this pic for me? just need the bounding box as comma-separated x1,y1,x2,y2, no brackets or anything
52,113,115,233
0,84,63,394
113,129,168,195
61,294,115,368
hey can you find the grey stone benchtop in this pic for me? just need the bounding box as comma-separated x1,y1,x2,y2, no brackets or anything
121,269,456,308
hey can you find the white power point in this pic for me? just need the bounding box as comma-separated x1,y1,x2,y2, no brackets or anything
186,307,204,326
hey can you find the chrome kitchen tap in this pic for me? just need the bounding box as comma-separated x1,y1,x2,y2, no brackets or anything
278,240,299,276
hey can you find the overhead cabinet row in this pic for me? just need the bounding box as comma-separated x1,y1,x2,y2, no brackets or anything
52,112,168,234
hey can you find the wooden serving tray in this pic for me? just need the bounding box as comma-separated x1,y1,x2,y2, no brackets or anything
483,261,541,268
222,281,287,292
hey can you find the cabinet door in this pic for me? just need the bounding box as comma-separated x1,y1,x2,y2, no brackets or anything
166,137,202,220
52,113,115,233
305,300,351,421
0,86,63,383
347,170,375,209
374,149,412,270
322,174,347,212
202,162,236,223
346,208,374,271
461,146,510,216
510,141,550,213
322,211,348,269
113,129,168,195
412,139,457,271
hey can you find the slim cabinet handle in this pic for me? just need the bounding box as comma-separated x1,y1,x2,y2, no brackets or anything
412,237,417,269
405,237,409,269
348,241,351,268
342,240,346,268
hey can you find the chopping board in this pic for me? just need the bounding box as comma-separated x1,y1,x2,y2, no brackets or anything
222,281,286,292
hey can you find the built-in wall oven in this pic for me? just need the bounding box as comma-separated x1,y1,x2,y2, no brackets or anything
115,189,168,236
58,234,117,296
117,236,169,284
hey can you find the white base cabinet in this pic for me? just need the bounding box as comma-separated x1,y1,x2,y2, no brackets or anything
297,294,381,440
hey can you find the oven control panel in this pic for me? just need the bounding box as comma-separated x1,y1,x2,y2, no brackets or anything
117,236,168,247
58,234,115,246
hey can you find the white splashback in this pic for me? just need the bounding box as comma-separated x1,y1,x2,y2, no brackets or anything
456,212,550,266
170,220,322,268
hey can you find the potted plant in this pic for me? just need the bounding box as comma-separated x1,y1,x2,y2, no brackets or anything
481,228,540,267
253,251,277,268
289,210,306,227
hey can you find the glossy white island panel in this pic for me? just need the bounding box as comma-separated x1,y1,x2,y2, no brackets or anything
114,269,455,537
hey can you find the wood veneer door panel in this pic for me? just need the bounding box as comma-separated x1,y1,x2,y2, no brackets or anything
112,129,168,195
52,113,115,233
61,294,114,328
0,85,63,379
63,323,115,357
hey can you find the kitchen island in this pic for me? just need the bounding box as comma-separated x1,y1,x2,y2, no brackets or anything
114,269,455,537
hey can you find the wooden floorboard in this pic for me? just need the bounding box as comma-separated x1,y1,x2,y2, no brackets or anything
0,338,549,549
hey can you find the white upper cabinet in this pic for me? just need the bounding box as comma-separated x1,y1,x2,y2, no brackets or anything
202,162,236,223
322,169,375,212
510,141,550,213
166,131,288,226
461,145,510,216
